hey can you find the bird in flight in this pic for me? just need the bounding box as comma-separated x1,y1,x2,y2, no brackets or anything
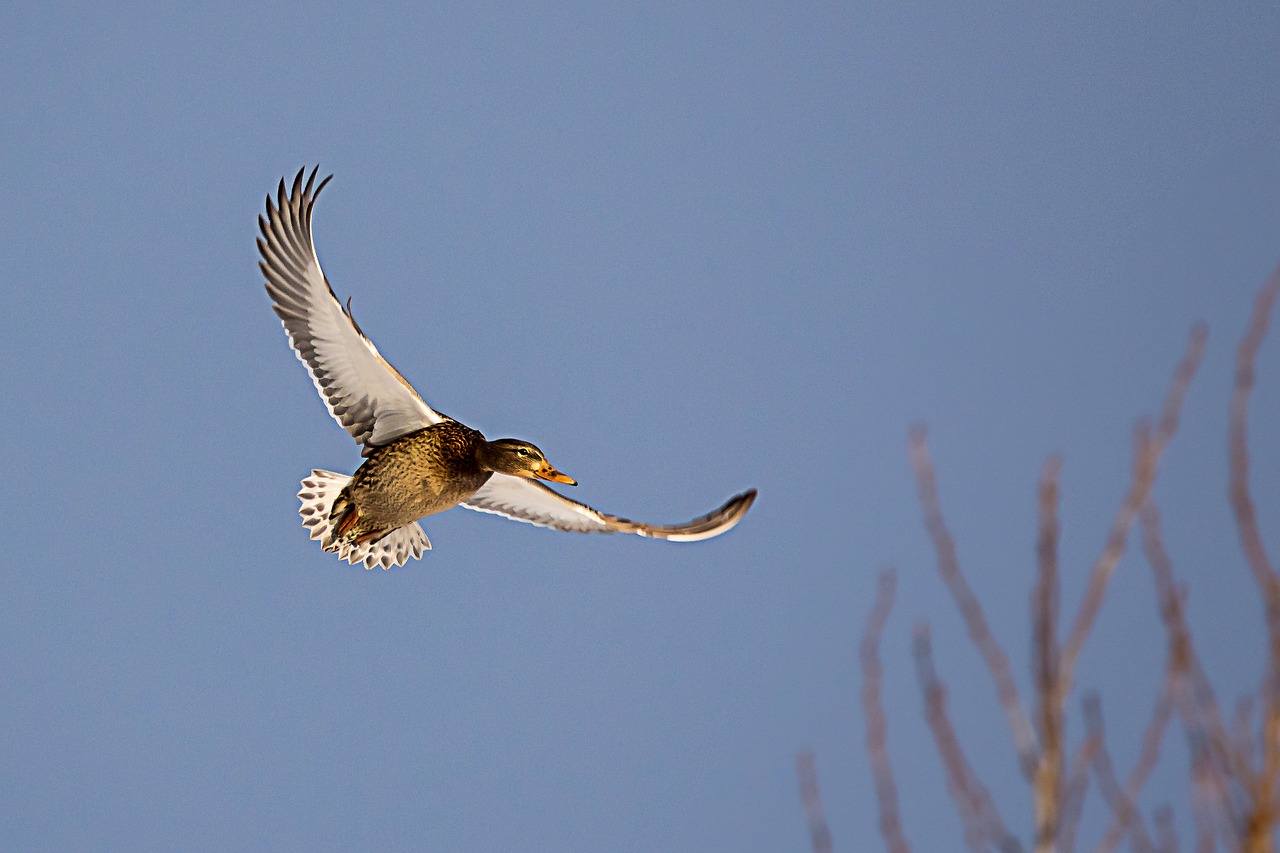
258,167,757,568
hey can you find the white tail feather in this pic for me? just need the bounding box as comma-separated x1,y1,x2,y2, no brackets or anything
297,470,431,569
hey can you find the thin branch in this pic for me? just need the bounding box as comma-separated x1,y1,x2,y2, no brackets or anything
914,623,987,853
1060,732,1102,853
1190,749,1229,853
861,570,912,853
1060,324,1208,700
796,750,833,853
913,623,1024,853
1140,510,1226,853
909,427,1040,780
1228,270,1280,853
1228,268,1280,602
1084,694,1157,853
1092,669,1177,853
1144,499,1260,847
1143,502,1255,796
1176,667,1244,851
1033,457,1064,853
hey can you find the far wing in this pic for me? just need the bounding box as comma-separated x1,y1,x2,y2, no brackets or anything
258,167,445,455
462,474,757,542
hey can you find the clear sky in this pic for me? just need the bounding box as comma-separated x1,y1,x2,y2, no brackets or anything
2,2,1278,850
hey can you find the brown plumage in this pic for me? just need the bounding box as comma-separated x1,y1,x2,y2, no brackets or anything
261,166,757,569
327,422,491,548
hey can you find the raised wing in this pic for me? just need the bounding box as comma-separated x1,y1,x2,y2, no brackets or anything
462,474,757,542
259,167,445,455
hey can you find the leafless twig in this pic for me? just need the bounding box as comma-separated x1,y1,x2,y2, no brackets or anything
1142,502,1252,796
909,427,1040,780
796,750,833,853
1228,269,1280,602
1060,732,1101,853
1084,694,1158,853
1190,752,1223,853
913,623,1024,853
1033,457,1064,852
1091,668,1176,853
861,570,912,853
1060,325,1208,701
1227,269,1280,853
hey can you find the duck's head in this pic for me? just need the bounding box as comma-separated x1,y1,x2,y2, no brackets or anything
477,439,577,485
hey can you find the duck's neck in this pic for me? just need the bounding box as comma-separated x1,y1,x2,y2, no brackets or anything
473,440,507,474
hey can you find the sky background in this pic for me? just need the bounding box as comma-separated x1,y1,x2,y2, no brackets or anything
2,2,1279,850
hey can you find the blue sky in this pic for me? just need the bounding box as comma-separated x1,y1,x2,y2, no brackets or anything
2,2,1278,850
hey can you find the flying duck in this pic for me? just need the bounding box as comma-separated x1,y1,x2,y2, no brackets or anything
258,167,756,568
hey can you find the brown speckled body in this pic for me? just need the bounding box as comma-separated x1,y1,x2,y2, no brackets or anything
330,420,493,543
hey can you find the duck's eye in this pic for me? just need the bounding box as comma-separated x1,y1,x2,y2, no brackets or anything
516,448,530,457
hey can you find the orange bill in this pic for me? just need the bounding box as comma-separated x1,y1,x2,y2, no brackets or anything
534,463,577,486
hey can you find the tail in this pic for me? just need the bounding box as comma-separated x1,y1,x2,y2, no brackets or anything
297,470,431,570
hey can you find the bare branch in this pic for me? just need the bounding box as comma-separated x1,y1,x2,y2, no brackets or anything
1033,457,1064,853
1092,669,1177,853
1084,694,1157,853
913,623,1024,853
1060,325,1208,700
1228,270,1280,853
795,750,833,853
1141,494,1259,840
1144,499,1262,846
1187,719,1249,853
1190,751,1226,853
913,624,987,853
909,426,1039,780
1143,502,1255,795
1228,268,1280,601
861,570,912,853
1060,732,1102,853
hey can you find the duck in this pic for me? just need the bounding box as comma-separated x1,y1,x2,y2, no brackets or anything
258,167,757,569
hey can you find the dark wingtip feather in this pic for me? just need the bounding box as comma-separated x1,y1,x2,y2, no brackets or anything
709,488,757,529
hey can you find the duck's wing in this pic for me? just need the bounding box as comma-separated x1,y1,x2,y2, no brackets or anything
462,474,757,541
259,167,446,456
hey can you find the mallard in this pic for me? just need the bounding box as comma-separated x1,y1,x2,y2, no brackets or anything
258,167,757,569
